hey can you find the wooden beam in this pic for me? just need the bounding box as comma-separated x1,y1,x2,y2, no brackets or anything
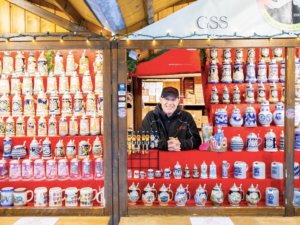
53,0,83,25
284,47,295,217
143,0,154,24
6,0,90,32
133,77,142,131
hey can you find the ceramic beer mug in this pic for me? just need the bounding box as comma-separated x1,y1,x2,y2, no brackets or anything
46,158,57,181
16,116,25,137
66,140,76,158
265,187,279,206
246,184,261,206
158,184,173,206
234,161,248,179
174,184,190,206
42,137,52,159
79,187,97,206
0,158,8,181
194,184,207,206
173,161,182,179
82,156,93,180
128,183,141,205
164,167,172,179
222,161,230,178
70,156,81,180
246,132,262,152
29,137,42,159
271,162,283,179
78,139,92,159
34,187,47,206
65,187,79,206
92,136,103,158
11,142,27,159
228,183,244,206
94,156,104,180
49,187,65,206
252,161,266,179
0,187,14,206
142,183,157,206
22,158,33,181
13,188,33,206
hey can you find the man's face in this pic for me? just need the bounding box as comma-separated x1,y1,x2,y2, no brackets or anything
160,95,180,116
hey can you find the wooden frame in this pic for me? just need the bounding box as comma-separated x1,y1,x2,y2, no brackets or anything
0,32,113,223
116,39,296,221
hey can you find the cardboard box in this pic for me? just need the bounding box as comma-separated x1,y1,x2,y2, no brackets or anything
195,98,204,105
156,82,163,89
143,82,150,89
194,76,202,84
149,82,156,89
185,89,194,96
142,89,149,96
202,116,209,124
142,95,149,103
183,98,195,105
142,106,149,120
149,95,156,102
148,106,155,111
156,96,160,102
194,84,203,97
155,88,163,96
149,88,156,96
186,93,195,100
185,110,202,128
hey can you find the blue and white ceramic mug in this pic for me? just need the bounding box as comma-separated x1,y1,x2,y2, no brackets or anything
147,169,154,179
0,187,14,207
295,162,299,179
164,168,171,179
222,161,230,178
234,161,248,179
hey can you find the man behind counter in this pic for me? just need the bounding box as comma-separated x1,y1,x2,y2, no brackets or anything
140,87,202,151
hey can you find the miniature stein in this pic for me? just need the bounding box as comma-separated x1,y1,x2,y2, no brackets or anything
24,92,35,116
3,51,13,76
86,91,97,116
38,115,47,137
0,158,8,180
70,71,80,94
142,183,157,206
58,157,69,180
5,116,15,137
55,140,65,158
264,129,278,152
66,139,76,158
66,50,75,76
280,131,284,151
80,113,90,136
194,184,207,206
97,95,103,115
210,184,224,206
34,158,45,181
59,114,68,136
79,50,89,75
269,81,279,103
233,59,244,83
0,117,5,137
221,59,232,83
54,51,64,76
193,164,199,179
280,59,285,83
3,135,12,159
59,71,69,95
9,158,21,181
11,141,27,159
93,136,103,158
246,184,261,206
230,135,244,152
222,85,230,104
246,132,262,152
232,85,241,104
222,160,230,178
82,156,93,180
208,59,219,84
27,51,37,76
33,71,45,95
246,60,256,83
94,155,104,180
27,115,36,137
82,69,93,95
15,51,25,76
258,101,272,127
95,70,103,96
201,161,208,178
74,91,84,116
184,164,190,179
46,157,57,181
210,86,219,104
12,93,22,117
257,81,266,103
228,184,244,206
46,71,57,95
244,105,257,127
90,111,100,136
158,184,173,206
257,58,267,83
128,183,141,205
173,161,182,179
94,50,103,74
69,113,79,136
273,102,284,126
0,93,11,116
48,114,58,136
215,106,227,127
229,106,243,127
11,72,21,95
253,161,266,179
209,161,217,179
62,91,72,116
268,58,279,83
0,75,10,96
245,81,255,104
70,156,81,180
29,137,42,159
36,91,48,116
174,184,190,206
42,137,52,159
22,158,33,180
22,71,33,95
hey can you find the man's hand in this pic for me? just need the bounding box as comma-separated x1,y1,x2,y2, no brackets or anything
167,137,181,151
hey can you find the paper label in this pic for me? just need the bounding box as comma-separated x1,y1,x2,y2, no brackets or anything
13,217,59,225
190,217,234,225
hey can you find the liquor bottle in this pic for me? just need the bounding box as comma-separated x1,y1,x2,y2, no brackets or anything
136,131,141,154
141,131,146,154
150,131,155,149
145,131,150,154
131,131,136,154
154,131,159,149
127,131,132,155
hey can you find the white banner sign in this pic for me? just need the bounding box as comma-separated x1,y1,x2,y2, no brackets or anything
126,0,300,40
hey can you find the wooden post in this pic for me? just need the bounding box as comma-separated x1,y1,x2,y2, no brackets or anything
133,77,142,131
284,47,295,217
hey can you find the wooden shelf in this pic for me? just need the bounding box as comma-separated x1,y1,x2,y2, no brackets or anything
181,104,205,106
295,206,300,216
136,73,201,79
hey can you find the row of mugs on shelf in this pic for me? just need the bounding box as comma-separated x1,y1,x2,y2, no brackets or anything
0,155,104,181
0,113,103,137
0,50,103,77
0,186,104,207
128,183,286,207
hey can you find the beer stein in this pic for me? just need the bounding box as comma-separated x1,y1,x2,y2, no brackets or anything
175,184,190,206
97,95,103,116
221,59,232,83
58,71,69,95
94,50,103,74
257,81,266,103
79,187,97,207
228,183,244,206
33,71,44,95
22,71,33,95
211,86,219,104
66,139,76,158
5,116,15,137
194,184,207,206
38,115,47,137
210,184,224,206
80,113,89,136
29,137,42,159
49,187,65,207
3,135,12,159
49,91,60,116
208,59,219,84
16,116,25,137
15,51,25,76
46,157,57,181
12,93,22,117
0,158,8,181
0,74,10,96
58,157,69,180
94,155,104,180
65,187,79,206
70,71,80,95
3,51,13,76
0,117,5,137
48,114,57,136
78,139,92,159
93,136,103,158
257,58,267,83
27,116,36,137
82,156,93,180
59,114,68,136
24,92,35,116
22,158,33,180
222,86,230,104
128,183,141,205
101,117,103,135
46,70,57,95
142,183,157,206
74,91,84,116
34,158,45,181
34,187,48,207
36,91,48,116
38,51,48,76
66,50,75,76
280,59,285,83
86,91,96,116
11,72,21,95
158,184,173,206
61,91,72,116
268,58,279,83
95,70,103,96
90,111,100,136
269,81,279,103
42,137,52,159
11,141,27,159
55,140,65,158
9,158,21,181
79,50,89,75
0,93,11,116
70,155,81,180
69,113,78,136
245,81,255,104
82,69,93,95
27,51,36,76
233,58,244,83
54,51,64,76
0,58,2,75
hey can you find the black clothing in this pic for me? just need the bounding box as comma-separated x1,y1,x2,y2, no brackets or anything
140,104,202,150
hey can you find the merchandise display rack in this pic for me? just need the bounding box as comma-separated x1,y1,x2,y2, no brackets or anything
0,33,112,221
127,150,159,171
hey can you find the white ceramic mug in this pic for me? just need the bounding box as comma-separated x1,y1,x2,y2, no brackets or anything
96,188,105,206
234,161,248,179
0,187,14,207
148,169,154,179
140,171,146,179
134,170,139,179
65,187,79,207
14,188,33,206
79,187,97,206
34,187,47,206
252,161,266,179
49,187,65,206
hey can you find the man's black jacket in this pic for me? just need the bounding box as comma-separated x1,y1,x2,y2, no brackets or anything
140,104,202,150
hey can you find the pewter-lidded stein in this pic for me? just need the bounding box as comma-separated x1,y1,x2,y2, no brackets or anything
0,74,10,95
48,114,57,137
38,51,48,76
49,91,60,116
208,59,219,84
16,115,25,137
246,61,256,83
82,69,93,95
268,58,279,83
27,115,36,137
61,91,72,116
221,59,232,83
12,93,22,117
70,71,80,95
222,85,230,104
79,50,89,75
38,115,47,137
66,50,75,76
22,71,33,95
46,70,57,95
245,81,255,104
233,58,244,83
33,71,44,95
211,86,219,104
36,91,48,116
232,85,241,104
59,71,69,95
93,136,102,158
0,93,11,117
15,51,25,76
95,70,103,96
80,113,89,136
0,117,5,137
69,113,78,136
74,91,84,116
66,139,76,158
54,51,64,76
5,116,15,137
90,111,100,136
27,51,36,76
59,114,68,136
11,72,21,95
86,91,96,116
24,92,35,116
3,51,13,76
257,58,267,83
269,81,279,103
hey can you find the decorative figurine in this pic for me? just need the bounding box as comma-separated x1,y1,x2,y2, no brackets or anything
244,105,257,127
174,184,190,206
201,161,208,178
246,184,261,206
210,126,227,151
258,101,272,127
257,58,268,83
232,85,241,104
210,86,219,104
259,48,270,63
208,59,219,84
210,184,223,206
264,129,278,152
229,106,243,127
215,106,228,127
222,85,230,104
194,184,207,206
268,58,279,83
228,184,244,206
